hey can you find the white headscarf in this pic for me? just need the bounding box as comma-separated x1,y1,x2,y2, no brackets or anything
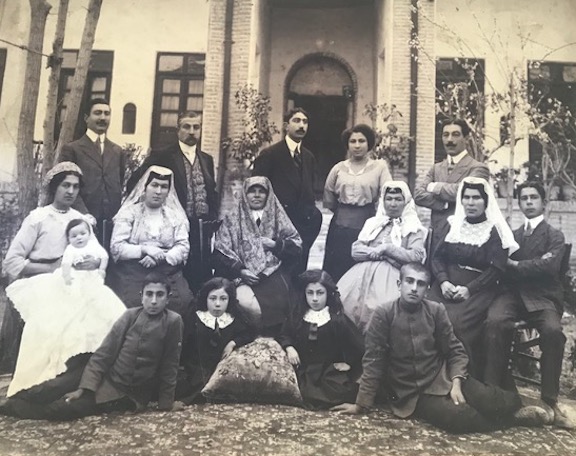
357,180,426,246
115,165,188,225
445,177,519,255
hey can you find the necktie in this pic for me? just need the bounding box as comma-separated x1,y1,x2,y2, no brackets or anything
96,136,104,154
525,221,533,237
256,217,261,228
294,147,302,168
447,157,454,174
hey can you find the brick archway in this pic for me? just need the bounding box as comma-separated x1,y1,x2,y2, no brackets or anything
283,52,358,122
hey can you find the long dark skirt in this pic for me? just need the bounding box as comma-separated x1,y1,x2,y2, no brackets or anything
428,265,498,378
323,204,374,282
298,362,359,410
0,298,24,374
253,266,295,330
107,260,194,317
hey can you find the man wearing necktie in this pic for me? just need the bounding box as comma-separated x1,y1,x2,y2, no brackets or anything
414,119,489,257
484,181,573,429
60,98,126,249
127,111,218,292
253,108,322,274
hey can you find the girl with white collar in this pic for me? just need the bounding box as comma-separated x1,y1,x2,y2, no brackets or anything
177,277,254,403
278,270,364,410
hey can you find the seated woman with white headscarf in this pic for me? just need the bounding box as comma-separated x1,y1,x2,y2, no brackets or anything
338,181,427,333
213,176,302,336
108,165,193,317
428,176,519,377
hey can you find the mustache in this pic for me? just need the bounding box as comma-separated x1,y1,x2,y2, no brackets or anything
446,142,456,146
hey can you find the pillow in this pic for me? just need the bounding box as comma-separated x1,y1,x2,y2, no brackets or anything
202,337,302,406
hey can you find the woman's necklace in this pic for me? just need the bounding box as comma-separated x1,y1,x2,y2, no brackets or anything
50,204,69,214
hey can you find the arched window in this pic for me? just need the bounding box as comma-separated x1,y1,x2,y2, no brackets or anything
122,103,136,134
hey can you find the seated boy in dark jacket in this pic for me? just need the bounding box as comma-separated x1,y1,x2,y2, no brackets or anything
0,272,184,420
64,272,184,415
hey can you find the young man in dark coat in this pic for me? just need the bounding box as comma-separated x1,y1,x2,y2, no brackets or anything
484,181,574,429
127,112,219,292
252,108,322,274
333,262,547,433
59,98,126,248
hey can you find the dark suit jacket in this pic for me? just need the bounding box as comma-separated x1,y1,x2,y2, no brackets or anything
503,220,566,314
252,139,322,246
127,142,218,221
59,134,126,221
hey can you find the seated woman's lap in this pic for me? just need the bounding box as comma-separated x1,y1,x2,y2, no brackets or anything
107,260,193,316
236,267,295,333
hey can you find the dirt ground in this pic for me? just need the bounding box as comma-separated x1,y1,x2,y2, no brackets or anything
0,318,575,455
1,293,576,455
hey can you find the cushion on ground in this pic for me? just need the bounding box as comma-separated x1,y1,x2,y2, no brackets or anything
202,337,302,406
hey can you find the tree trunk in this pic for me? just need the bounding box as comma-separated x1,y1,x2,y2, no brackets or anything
54,0,103,160
506,76,516,224
16,0,52,220
41,0,70,179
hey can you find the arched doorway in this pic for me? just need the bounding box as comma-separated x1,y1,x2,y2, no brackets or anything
285,54,356,197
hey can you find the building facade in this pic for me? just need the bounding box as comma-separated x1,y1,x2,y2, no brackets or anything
0,0,574,211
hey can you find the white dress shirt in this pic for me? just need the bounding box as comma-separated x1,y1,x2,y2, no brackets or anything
179,141,197,164
86,129,105,154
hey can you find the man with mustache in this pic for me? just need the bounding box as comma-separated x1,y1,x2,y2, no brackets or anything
252,108,322,274
126,111,218,292
60,98,126,248
414,119,489,256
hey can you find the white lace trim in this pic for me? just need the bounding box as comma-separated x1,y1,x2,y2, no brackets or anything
303,307,331,327
445,218,493,247
196,310,234,329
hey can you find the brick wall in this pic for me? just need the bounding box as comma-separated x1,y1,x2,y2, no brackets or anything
202,0,227,174
414,0,436,183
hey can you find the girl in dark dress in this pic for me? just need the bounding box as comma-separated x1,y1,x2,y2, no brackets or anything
177,278,254,404
428,177,519,377
278,270,364,410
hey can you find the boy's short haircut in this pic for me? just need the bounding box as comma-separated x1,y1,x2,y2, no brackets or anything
399,262,431,285
141,272,171,294
516,180,546,203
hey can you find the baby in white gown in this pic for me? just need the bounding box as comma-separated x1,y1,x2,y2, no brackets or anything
6,218,126,397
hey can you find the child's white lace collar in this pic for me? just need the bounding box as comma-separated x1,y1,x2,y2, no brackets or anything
196,310,234,329
303,307,331,327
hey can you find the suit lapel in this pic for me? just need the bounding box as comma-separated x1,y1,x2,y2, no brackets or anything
197,150,215,188
78,135,102,168
102,139,116,172
278,141,301,190
447,154,474,182
173,145,188,194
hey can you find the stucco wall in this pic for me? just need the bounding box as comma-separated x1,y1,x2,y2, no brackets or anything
0,0,210,181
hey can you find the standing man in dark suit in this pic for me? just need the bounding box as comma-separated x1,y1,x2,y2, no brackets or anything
126,111,218,292
484,181,574,429
59,98,126,248
252,108,322,273
414,119,490,254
